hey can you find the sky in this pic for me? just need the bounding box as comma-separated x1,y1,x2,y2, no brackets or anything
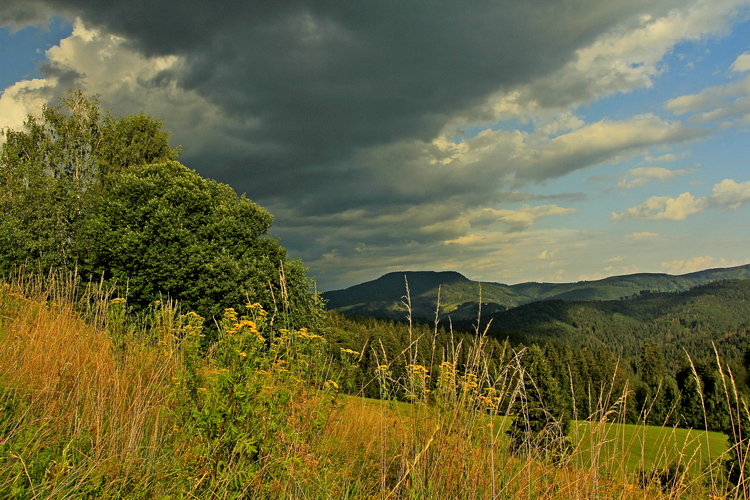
2,0,750,291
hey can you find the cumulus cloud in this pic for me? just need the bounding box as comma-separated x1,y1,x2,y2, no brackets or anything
611,192,704,220
512,115,704,183
660,256,737,274
665,63,750,124
466,205,578,233
0,20,254,158
469,0,750,121
538,249,556,260
731,52,750,73
709,178,750,209
0,0,724,193
615,166,694,189
5,0,686,181
611,178,750,220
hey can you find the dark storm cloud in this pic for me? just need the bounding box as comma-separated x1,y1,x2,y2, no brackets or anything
3,0,714,289
0,1,53,27
19,0,681,190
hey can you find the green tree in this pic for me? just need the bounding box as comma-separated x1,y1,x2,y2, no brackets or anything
0,91,322,328
676,358,729,431
635,343,679,426
507,345,571,461
0,90,178,274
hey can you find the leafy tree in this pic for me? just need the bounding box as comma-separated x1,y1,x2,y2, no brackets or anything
0,91,322,327
0,90,178,274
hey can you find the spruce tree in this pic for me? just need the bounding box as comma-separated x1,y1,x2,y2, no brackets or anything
507,345,570,461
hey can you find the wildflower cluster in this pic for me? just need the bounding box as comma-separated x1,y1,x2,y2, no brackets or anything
476,387,504,413
405,363,430,403
167,303,339,492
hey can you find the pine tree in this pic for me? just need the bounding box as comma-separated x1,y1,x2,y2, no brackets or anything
507,345,570,461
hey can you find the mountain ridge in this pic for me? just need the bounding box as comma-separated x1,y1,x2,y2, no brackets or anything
322,263,750,321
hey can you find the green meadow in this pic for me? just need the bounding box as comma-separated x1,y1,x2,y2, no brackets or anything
571,421,727,477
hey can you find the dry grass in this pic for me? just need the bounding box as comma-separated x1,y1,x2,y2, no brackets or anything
0,278,746,499
0,281,181,497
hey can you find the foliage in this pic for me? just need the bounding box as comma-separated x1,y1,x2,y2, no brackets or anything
506,345,571,461
0,91,322,326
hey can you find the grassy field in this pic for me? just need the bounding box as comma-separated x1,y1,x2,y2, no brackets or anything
572,420,727,477
0,278,747,499
347,395,729,480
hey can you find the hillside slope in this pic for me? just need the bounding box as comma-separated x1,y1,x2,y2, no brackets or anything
483,279,750,365
322,264,750,321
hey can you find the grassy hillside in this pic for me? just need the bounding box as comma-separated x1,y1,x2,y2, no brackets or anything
1,278,748,499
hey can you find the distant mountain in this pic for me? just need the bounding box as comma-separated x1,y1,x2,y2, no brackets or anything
321,264,750,321
322,271,525,321
481,278,750,364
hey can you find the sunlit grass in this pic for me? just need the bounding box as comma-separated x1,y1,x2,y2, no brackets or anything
572,420,727,476
0,277,747,499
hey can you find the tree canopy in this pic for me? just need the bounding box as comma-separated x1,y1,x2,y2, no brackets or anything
0,91,321,326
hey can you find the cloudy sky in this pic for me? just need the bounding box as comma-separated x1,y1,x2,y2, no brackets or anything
2,0,750,291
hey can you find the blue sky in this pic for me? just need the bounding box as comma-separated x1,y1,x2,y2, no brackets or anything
0,18,71,89
2,0,750,290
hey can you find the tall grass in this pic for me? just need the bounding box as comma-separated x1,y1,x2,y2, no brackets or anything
0,278,180,497
0,276,748,498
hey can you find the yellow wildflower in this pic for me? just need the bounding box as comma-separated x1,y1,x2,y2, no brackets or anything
324,380,339,391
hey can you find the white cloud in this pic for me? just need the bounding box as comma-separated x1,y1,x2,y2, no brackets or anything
538,249,556,260
611,192,704,220
0,79,50,135
513,115,704,182
660,255,737,274
0,19,245,157
612,178,750,220
731,52,750,72
474,205,578,233
665,73,750,124
470,0,750,122
708,178,750,209
627,231,660,238
616,166,694,189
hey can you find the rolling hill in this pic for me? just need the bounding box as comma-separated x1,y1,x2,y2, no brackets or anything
481,278,750,365
322,263,750,321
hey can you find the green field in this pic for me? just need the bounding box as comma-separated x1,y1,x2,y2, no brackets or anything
571,420,727,476
349,396,729,479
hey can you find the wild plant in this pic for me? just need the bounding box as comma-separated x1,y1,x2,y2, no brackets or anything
4,275,750,499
